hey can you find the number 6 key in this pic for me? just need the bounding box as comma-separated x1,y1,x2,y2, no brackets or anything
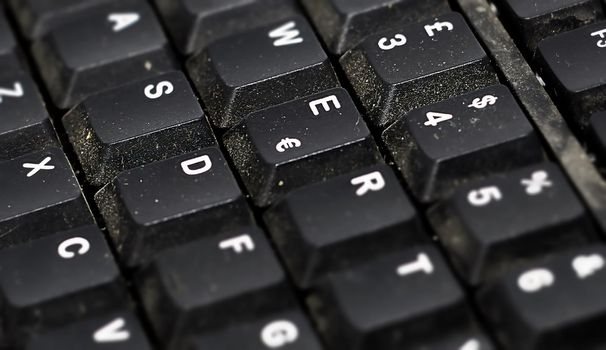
382,84,545,203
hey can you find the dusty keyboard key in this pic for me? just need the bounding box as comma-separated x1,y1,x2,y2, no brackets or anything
0,225,127,343
63,71,215,186
0,147,93,247
478,245,606,350
0,9,17,57
382,84,544,203
264,164,426,288
341,12,498,129
429,163,597,286
137,227,293,347
223,88,381,206
155,0,298,56
495,0,603,52
536,21,606,128
26,310,151,350
95,147,254,268
187,15,339,129
7,0,115,40
308,246,488,350
31,0,178,109
301,0,450,55
0,72,58,160
184,309,322,350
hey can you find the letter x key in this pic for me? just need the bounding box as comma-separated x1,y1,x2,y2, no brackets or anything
23,156,55,177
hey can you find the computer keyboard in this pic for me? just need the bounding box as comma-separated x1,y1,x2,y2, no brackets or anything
1,0,606,349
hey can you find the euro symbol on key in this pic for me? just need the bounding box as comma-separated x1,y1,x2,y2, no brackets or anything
275,138,302,153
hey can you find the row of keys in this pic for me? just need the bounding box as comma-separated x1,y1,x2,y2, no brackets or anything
0,225,150,347
12,0,178,109
495,0,604,52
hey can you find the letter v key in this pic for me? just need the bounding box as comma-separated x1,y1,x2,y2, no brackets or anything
93,317,131,343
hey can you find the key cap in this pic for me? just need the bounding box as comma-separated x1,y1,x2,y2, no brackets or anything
184,309,322,350
223,88,381,206
31,0,178,109
478,245,606,350
95,147,254,268
8,0,115,39
0,225,127,343
26,310,152,349
63,72,216,186
137,227,293,347
187,16,339,129
341,12,498,129
588,111,606,172
495,0,604,52
308,246,489,350
429,163,597,286
264,164,426,288
0,72,58,160
0,147,93,247
155,0,297,56
301,0,451,55
382,84,544,203
536,21,606,129
0,9,17,57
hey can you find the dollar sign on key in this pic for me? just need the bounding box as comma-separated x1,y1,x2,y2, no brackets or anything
468,95,498,109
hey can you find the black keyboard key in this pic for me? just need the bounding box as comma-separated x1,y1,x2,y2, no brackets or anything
264,165,426,288
184,309,322,350
308,246,489,350
341,12,498,129
0,9,17,57
382,84,544,203
478,245,606,349
63,72,215,186
155,0,297,56
95,147,254,268
536,21,606,128
0,225,127,343
187,16,339,129
301,0,450,55
588,111,606,172
0,72,58,160
8,0,115,39
31,0,177,109
223,88,381,206
137,227,293,347
429,163,597,286
0,148,93,247
26,310,152,349
496,0,604,52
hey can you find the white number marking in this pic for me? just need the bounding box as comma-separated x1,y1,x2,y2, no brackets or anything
378,34,407,50
467,186,502,207
261,320,299,348
518,268,554,293
0,82,24,103
424,21,454,37
424,111,453,127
